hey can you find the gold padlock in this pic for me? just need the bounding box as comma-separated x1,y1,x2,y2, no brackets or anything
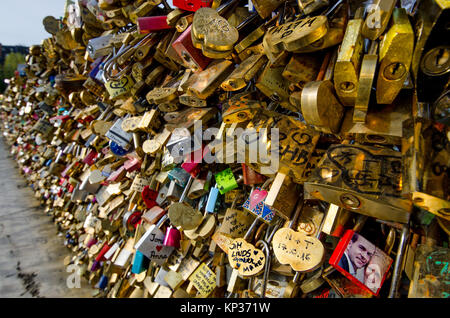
376,8,414,105
304,143,412,223
334,8,364,106
402,118,450,220
361,0,396,41
353,41,378,123
221,54,267,91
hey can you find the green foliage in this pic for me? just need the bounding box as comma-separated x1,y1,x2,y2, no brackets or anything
3,52,25,78
0,52,26,92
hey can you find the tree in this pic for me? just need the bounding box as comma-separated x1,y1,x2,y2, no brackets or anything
0,52,26,92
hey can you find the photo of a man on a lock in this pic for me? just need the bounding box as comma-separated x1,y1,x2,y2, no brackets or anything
338,232,392,294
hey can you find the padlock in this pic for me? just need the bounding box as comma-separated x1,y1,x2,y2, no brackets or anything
305,143,412,223
172,25,211,71
191,7,239,58
137,16,172,33
187,171,211,200
221,54,268,91
411,0,450,104
187,60,234,99
376,8,414,105
214,167,241,195
298,0,329,15
173,0,213,12
168,176,203,230
353,41,378,123
134,221,175,266
242,163,266,186
272,199,325,273
129,0,162,24
163,225,181,249
205,185,220,214
168,166,191,187
263,15,329,63
329,229,394,296
334,8,364,106
407,244,450,298
296,2,348,53
402,118,449,220
255,62,293,111
282,53,322,87
221,92,263,124
301,80,344,133
361,0,396,41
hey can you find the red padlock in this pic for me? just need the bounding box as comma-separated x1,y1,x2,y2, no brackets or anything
242,163,266,185
181,144,208,177
137,16,172,34
173,0,213,12
142,185,158,209
68,184,75,193
95,243,112,262
82,149,98,166
172,25,211,71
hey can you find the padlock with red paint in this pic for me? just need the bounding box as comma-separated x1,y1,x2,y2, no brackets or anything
137,16,173,33
123,156,141,172
82,149,98,166
163,226,181,249
172,25,211,71
142,185,159,209
173,0,213,12
242,163,266,186
181,144,208,177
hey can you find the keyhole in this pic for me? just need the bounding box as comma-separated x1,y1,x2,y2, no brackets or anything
420,46,450,76
383,62,406,80
339,81,355,92
436,48,447,67
392,62,400,75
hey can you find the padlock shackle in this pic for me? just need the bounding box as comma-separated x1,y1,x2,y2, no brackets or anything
244,217,261,241
179,175,194,203
322,0,344,18
255,240,271,298
388,223,409,298
265,217,283,244
288,196,304,229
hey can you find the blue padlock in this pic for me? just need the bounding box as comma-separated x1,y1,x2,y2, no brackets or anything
167,167,191,187
206,186,220,214
98,275,108,290
110,141,130,156
131,250,149,274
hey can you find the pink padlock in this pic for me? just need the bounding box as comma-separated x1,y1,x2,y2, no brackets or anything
123,157,141,172
142,206,166,225
106,166,126,183
181,145,208,177
163,226,181,249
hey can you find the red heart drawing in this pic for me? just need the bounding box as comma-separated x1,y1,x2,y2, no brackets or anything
249,188,267,211
156,245,163,252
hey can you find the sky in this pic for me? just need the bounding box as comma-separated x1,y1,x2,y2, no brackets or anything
0,0,67,47
0,0,177,47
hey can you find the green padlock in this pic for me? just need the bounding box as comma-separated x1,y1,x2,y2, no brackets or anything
215,168,238,195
